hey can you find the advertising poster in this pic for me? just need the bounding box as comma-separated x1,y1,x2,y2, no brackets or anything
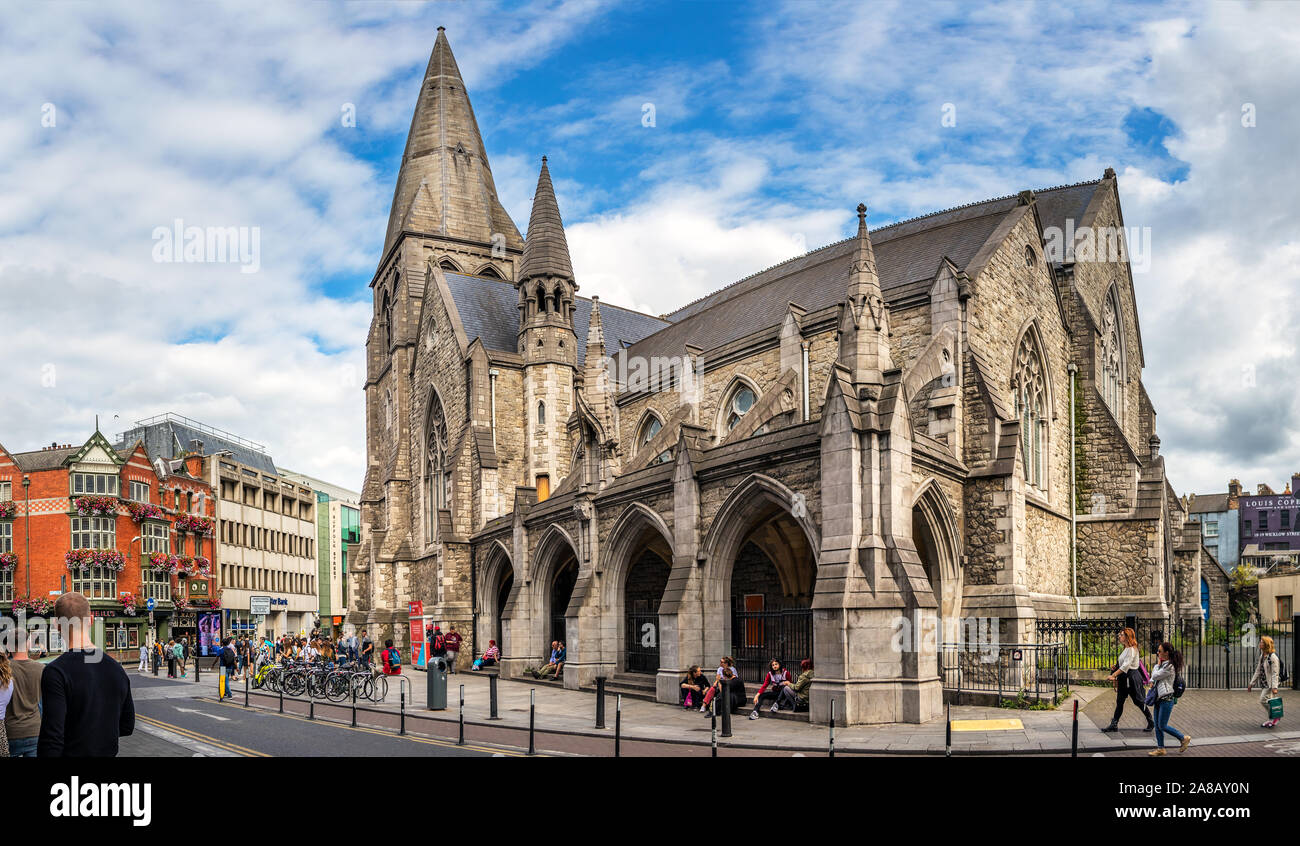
198,611,222,657
408,601,425,669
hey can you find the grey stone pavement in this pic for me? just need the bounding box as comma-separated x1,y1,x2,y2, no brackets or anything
126,665,1300,755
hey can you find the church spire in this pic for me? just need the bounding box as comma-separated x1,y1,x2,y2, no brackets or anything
837,203,892,386
519,156,574,283
382,27,523,257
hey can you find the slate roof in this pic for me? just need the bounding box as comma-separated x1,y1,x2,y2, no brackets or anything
444,272,669,365
630,181,1102,362
1187,493,1231,515
115,418,277,474
10,446,79,472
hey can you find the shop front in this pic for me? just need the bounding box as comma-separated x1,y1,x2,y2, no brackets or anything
92,606,147,665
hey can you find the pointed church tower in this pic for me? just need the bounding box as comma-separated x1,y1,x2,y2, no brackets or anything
837,203,893,389
382,26,523,262
517,157,578,499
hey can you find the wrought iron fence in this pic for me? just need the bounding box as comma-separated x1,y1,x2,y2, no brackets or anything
1034,614,1296,690
625,612,659,675
730,607,813,684
939,642,1066,700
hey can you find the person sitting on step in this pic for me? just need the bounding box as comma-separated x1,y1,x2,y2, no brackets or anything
749,659,792,719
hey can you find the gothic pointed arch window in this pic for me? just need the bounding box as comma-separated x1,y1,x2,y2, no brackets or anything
1101,285,1125,421
636,411,671,464
425,393,451,543
719,378,758,436
381,291,393,351
1012,329,1048,492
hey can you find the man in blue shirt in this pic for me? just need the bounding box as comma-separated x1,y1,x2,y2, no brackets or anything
534,641,565,680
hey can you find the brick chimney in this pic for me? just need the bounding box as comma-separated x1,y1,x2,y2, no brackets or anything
1228,478,1242,508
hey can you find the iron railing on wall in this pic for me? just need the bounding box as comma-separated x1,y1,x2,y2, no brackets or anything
939,642,1065,701
625,612,659,675
730,607,813,684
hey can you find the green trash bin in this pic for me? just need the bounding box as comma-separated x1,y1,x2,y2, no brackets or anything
427,657,448,710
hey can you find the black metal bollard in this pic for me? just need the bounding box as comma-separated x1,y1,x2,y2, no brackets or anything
595,676,607,729
1071,698,1079,758
528,689,536,756
711,700,717,758
488,673,500,720
945,703,951,758
309,690,315,720
829,699,836,758
278,677,284,713
153,651,159,676
720,682,732,738
244,672,249,708
400,684,407,736
458,684,465,746
615,694,622,758
351,684,357,728
194,656,200,684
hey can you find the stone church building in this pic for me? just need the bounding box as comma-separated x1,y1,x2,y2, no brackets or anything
350,29,1213,725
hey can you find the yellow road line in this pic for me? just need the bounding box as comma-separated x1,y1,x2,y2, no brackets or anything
199,697,534,757
136,713,269,757
950,718,1024,732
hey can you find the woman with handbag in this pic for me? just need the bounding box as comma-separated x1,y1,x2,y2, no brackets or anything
680,666,708,709
1148,642,1191,756
1247,636,1282,728
1103,628,1153,732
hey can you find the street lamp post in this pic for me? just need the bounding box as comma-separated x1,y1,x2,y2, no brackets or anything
22,475,30,598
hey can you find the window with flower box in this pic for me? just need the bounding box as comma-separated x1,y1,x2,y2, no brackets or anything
72,473,119,496
72,516,115,550
141,568,169,604
72,567,116,600
143,521,170,555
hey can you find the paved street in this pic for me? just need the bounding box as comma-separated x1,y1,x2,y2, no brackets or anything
119,665,1299,756
121,673,517,758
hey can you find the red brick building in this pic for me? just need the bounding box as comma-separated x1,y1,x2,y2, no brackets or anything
0,429,217,661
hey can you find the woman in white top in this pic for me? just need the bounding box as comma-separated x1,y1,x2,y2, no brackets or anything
1247,635,1282,728
1103,627,1153,732
1148,642,1191,756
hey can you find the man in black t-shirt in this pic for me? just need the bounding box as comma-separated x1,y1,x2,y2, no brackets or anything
38,592,135,757
359,630,374,669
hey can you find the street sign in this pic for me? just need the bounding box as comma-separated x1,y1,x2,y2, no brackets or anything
146,598,156,611
250,596,271,615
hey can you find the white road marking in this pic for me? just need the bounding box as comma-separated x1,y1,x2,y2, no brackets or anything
175,707,231,721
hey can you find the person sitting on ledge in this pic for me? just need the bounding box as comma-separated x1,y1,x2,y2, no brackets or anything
778,659,813,712
680,665,709,708
534,641,565,680
750,659,792,719
473,640,500,671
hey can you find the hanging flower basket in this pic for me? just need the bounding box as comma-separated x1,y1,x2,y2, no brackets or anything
190,556,212,577
146,551,180,574
173,595,191,611
12,596,53,615
173,513,214,535
0,552,16,571
65,548,126,572
0,501,17,519
74,495,119,516
175,555,194,575
119,592,137,617
121,499,165,522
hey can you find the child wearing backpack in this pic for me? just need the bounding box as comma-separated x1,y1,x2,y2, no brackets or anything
1148,641,1191,756
381,638,402,675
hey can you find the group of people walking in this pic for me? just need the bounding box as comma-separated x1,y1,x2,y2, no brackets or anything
1105,627,1286,756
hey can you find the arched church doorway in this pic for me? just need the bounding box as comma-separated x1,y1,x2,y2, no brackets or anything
623,544,672,675
549,555,577,646
727,504,816,683
912,482,961,638
494,571,514,646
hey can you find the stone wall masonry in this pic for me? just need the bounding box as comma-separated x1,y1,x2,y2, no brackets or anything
1076,518,1156,596
966,212,1073,511
1025,501,1071,597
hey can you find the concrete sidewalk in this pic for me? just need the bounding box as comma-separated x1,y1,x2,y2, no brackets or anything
129,668,1299,754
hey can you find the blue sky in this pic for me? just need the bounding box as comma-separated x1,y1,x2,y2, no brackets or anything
1,0,1298,496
